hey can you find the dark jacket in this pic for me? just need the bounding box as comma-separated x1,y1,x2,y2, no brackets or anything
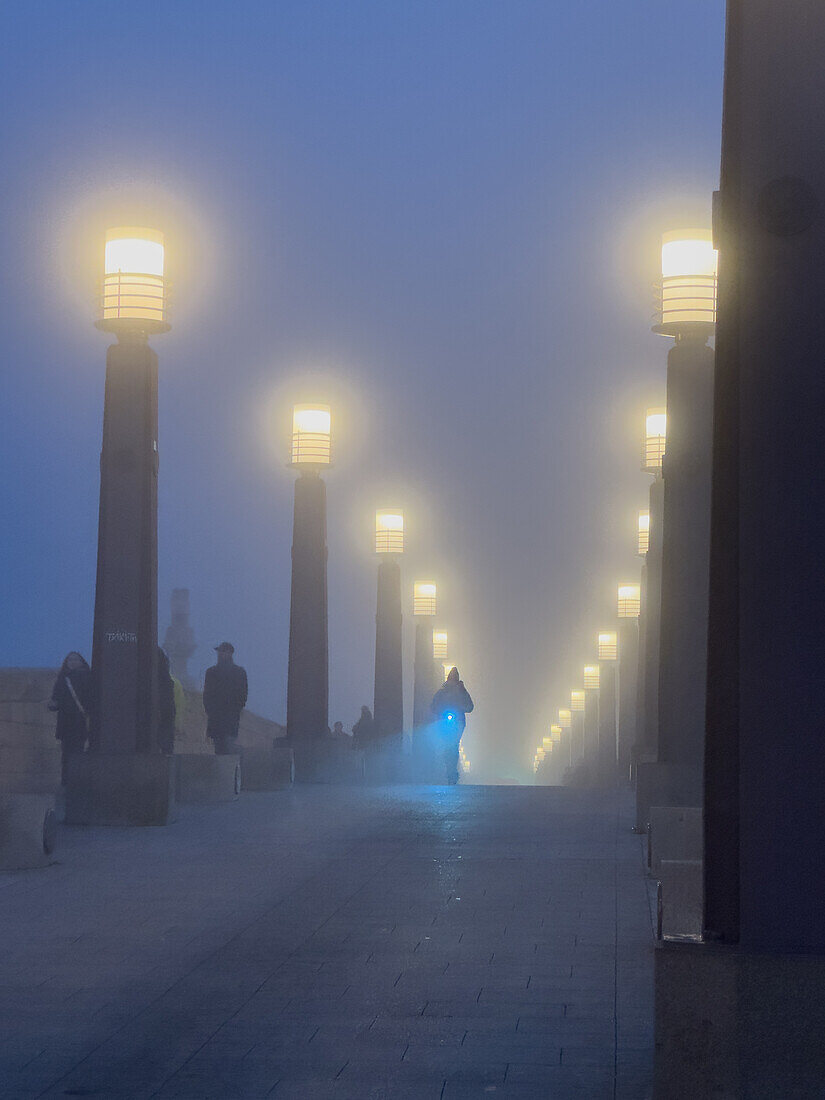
431,678,474,735
352,709,376,750
203,660,248,740
49,665,95,748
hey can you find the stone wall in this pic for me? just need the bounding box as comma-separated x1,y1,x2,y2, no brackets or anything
0,669,285,793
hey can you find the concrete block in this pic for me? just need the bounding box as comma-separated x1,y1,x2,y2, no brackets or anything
636,762,702,833
0,794,57,870
658,859,702,940
176,754,240,804
649,805,702,876
654,940,825,1098
240,743,294,790
65,754,177,826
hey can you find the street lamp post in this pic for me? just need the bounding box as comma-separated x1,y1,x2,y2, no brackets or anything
373,511,404,753
69,227,175,825
583,664,600,776
650,230,717,812
635,412,667,787
655,6,825,1091
597,632,618,785
570,689,586,769
286,405,331,779
412,582,437,775
412,583,437,728
616,582,640,780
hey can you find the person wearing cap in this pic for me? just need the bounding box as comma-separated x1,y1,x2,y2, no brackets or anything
203,642,248,755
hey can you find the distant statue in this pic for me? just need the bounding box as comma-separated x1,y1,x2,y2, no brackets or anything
163,588,197,688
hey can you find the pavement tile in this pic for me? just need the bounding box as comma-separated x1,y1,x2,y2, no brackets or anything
0,784,653,1098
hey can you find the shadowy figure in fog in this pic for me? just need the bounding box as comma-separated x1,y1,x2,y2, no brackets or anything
204,642,248,755
157,647,176,755
431,667,474,785
48,652,95,785
332,721,351,743
352,705,375,751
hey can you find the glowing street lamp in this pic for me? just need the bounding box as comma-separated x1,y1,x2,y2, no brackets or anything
618,583,641,619
413,582,437,616
291,405,331,468
571,689,585,713
584,664,600,691
286,404,332,758
558,708,572,730
88,227,172,799
638,510,650,556
643,408,667,474
99,227,169,334
375,510,404,555
550,724,562,742
432,630,449,660
598,631,618,661
655,229,717,338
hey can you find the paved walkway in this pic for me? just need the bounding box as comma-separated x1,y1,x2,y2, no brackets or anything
0,785,654,1099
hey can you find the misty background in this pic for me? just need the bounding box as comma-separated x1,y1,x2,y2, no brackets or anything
0,1,724,782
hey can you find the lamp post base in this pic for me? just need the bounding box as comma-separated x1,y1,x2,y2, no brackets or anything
65,754,176,825
654,940,825,1098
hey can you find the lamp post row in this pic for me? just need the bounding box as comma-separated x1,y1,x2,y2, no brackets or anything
534,229,716,790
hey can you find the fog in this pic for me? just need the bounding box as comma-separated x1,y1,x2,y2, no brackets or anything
0,1,725,782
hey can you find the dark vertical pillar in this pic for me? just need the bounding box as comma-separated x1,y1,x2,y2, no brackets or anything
634,478,665,826
704,0,825,951
633,559,648,779
584,690,599,775
413,620,434,730
286,472,329,743
656,338,714,805
598,663,618,784
570,710,585,769
91,338,159,754
374,559,403,743
616,618,639,780
640,478,665,757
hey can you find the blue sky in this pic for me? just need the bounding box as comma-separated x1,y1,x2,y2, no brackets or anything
0,1,725,779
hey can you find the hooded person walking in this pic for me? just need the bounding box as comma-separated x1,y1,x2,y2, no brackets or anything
48,652,95,785
431,667,474,785
203,642,248,755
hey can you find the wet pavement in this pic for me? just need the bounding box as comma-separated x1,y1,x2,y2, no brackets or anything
0,783,654,1098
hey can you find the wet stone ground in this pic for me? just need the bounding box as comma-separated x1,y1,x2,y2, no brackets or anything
0,783,654,1099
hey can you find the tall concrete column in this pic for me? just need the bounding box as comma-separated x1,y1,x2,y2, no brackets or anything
634,477,665,827
286,472,329,745
616,617,639,780
654,337,714,808
570,709,585,770
583,689,599,776
374,558,403,744
597,662,618,785
91,338,160,755
413,620,435,730
633,558,648,780
655,4,825,1093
